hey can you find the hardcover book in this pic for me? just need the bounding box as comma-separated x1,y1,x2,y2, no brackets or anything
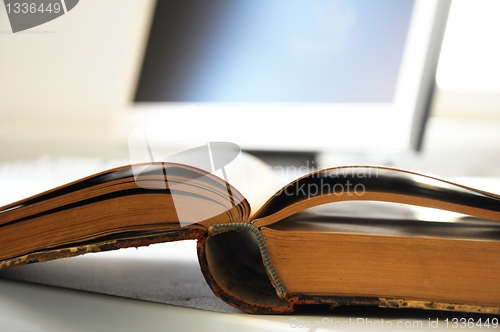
1,148,499,314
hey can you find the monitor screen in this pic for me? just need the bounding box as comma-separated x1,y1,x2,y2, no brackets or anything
136,0,414,104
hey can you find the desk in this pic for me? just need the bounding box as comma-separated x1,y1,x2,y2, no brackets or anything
3,278,498,332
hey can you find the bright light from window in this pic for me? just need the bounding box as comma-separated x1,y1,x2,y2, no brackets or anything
437,0,500,92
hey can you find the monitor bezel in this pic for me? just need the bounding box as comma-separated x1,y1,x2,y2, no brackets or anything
127,0,451,154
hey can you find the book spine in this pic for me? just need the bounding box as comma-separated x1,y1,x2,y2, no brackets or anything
209,223,287,298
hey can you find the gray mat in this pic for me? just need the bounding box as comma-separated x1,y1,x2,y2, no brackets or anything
0,241,240,314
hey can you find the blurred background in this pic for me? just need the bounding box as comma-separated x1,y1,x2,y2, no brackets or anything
0,0,499,180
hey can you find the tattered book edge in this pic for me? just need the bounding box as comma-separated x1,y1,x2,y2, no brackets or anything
0,226,207,271
288,294,500,315
378,298,500,315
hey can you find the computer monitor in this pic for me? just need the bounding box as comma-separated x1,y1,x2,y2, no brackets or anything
130,0,451,154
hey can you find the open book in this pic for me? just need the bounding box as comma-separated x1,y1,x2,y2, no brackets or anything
1,150,500,315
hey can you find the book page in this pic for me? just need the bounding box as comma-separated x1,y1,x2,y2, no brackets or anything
267,202,500,241
0,157,128,207
214,152,281,219
251,166,500,227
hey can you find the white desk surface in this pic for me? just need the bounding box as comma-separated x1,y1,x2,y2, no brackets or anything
2,276,498,332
